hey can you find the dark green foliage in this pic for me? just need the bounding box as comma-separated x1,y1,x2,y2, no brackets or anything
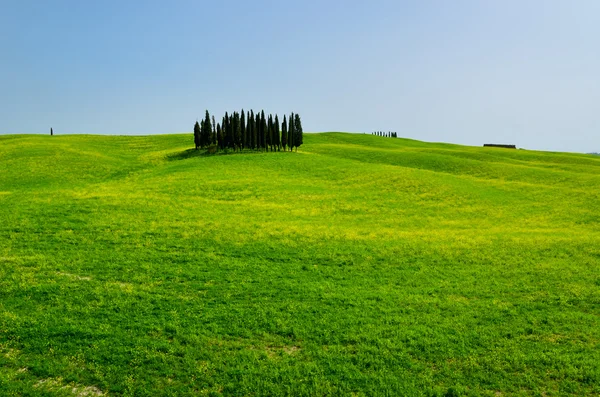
192,109,302,154
288,113,295,151
267,114,273,151
224,112,233,150
260,111,267,151
193,121,201,150
202,110,212,148
249,110,256,150
216,123,223,150
274,115,281,151
281,115,288,151
222,116,227,149
233,112,242,151
372,131,397,138
294,113,303,151
241,110,246,150
256,113,261,150
212,116,217,144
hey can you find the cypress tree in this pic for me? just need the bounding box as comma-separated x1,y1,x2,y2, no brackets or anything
200,120,205,147
281,115,288,151
228,113,234,150
217,123,223,151
258,112,264,151
233,111,242,151
224,112,233,150
255,113,261,150
249,110,255,150
288,113,295,151
294,113,303,151
230,112,235,151
241,109,246,150
267,114,273,151
274,115,281,151
260,111,266,151
269,114,276,151
212,115,217,144
194,121,201,150
203,110,212,148
222,114,227,149
221,116,227,150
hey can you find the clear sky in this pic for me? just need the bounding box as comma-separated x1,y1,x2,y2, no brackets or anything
1,0,599,153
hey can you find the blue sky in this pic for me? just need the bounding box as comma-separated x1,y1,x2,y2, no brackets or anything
1,0,599,152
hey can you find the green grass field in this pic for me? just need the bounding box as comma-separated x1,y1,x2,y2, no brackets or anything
1,132,599,396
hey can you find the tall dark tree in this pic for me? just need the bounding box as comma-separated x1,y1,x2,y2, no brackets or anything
249,110,255,150
256,113,261,150
258,112,263,150
260,111,267,151
217,123,223,150
212,115,217,144
194,121,201,149
224,112,233,150
267,114,273,151
202,110,212,148
233,111,242,151
241,109,246,150
274,115,281,151
288,113,295,151
294,113,303,151
50,128,53,136
281,115,288,151
222,115,227,149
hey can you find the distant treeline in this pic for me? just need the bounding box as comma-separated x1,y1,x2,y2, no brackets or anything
484,144,516,149
194,110,303,152
372,131,397,138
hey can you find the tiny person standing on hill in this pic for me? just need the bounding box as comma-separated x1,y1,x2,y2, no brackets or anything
50,128,53,136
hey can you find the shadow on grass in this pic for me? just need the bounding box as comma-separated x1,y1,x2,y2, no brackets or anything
166,148,288,161
166,149,210,161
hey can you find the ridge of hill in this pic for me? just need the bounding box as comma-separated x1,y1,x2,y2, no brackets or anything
1,132,599,395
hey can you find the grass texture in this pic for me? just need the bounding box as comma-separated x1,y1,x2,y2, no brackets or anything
0,132,599,396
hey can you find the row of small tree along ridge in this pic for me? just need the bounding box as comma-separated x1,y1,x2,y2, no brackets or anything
372,131,397,138
194,110,303,152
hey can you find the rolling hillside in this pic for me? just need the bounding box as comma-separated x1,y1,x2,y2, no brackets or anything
1,133,599,396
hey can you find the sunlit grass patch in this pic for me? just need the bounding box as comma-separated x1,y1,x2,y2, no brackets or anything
0,133,599,395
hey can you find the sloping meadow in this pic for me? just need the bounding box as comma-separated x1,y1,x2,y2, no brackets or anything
1,133,599,395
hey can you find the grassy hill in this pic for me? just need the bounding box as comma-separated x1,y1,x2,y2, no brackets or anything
1,133,599,396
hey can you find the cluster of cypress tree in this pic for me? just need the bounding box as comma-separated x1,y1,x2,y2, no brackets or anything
372,131,397,138
194,110,303,152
